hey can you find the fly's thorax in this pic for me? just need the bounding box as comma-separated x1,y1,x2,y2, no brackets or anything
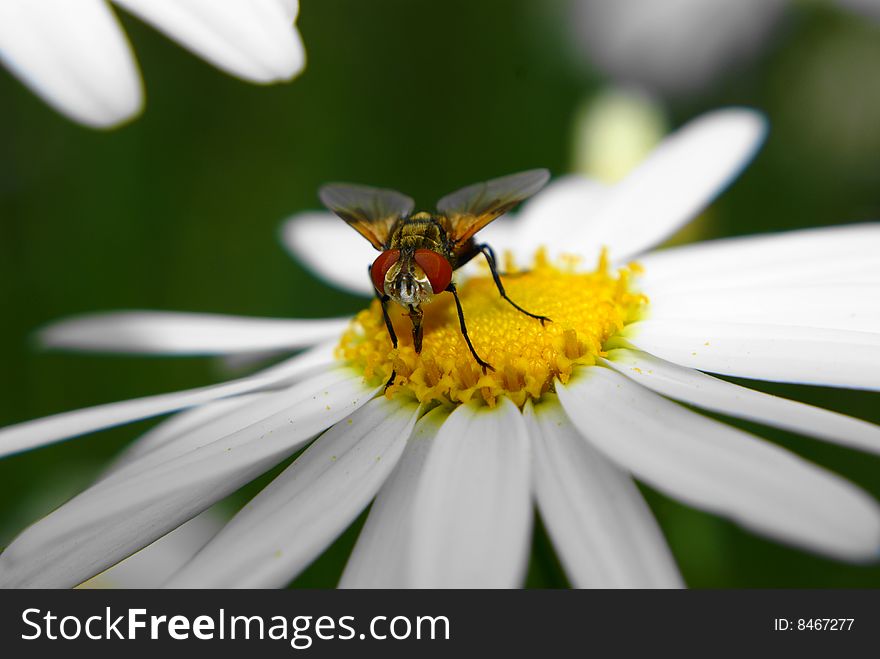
384,252,436,306
388,212,449,254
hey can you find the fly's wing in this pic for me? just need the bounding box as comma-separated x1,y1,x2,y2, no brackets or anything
437,169,550,254
319,183,415,250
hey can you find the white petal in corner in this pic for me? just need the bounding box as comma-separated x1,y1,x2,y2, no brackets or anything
557,367,880,561
0,340,337,458
0,0,142,128
340,406,448,588
114,0,304,83
586,108,767,263
408,399,532,588
527,398,683,588
0,368,374,588
623,320,880,390
605,349,880,456
639,224,880,292
167,397,420,588
39,311,351,355
281,212,377,297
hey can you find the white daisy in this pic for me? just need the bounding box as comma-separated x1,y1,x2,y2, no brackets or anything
1,108,879,589
567,0,880,98
0,0,305,128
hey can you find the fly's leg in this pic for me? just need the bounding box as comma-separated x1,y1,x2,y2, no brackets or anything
446,282,494,373
369,265,398,390
478,243,551,325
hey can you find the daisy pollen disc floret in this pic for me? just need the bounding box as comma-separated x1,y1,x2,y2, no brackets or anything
338,248,647,407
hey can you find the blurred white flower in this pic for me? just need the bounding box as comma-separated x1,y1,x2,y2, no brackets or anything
1,109,879,589
0,0,305,128
837,0,880,22
568,0,880,98
569,0,787,97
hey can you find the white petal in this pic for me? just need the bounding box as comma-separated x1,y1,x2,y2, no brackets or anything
557,367,880,561
0,0,142,128
527,398,683,588
584,108,767,262
456,177,609,280
277,0,299,21
460,222,521,270
0,368,375,588
166,396,420,588
113,0,304,83
408,399,532,588
103,393,266,475
78,508,226,589
340,406,447,588
498,176,609,263
39,311,351,354
605,349,880,456
0,340,337,458
644,283,880,333
623,320,880,390
281,212,376,296
639,224,880,292
98,365,373,486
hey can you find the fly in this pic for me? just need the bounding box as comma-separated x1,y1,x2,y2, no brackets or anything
319,169,552,387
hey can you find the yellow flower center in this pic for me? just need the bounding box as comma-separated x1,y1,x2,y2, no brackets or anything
337,248,647,407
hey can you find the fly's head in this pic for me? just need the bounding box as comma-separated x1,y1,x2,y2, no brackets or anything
385,257,435,307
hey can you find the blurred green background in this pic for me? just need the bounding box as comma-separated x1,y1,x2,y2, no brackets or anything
1,0,878,587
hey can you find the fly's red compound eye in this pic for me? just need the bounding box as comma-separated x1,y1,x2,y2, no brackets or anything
371,249,400,294
414,249,453,294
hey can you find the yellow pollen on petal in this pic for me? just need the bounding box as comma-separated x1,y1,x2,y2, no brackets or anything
337,248,648,407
